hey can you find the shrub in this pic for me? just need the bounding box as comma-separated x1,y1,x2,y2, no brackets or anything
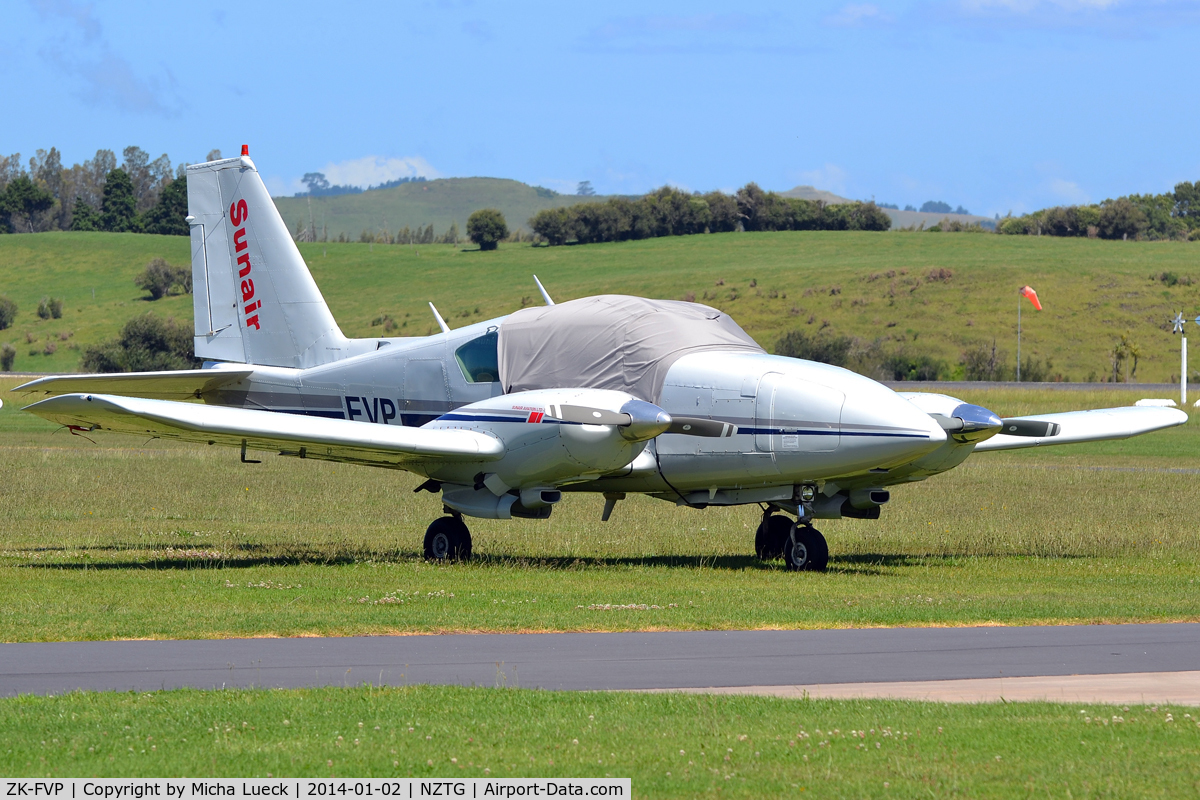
1098,197,1148,240
81,313,198,373
997,216,1031,235
0,296,16,330
961,341,1011,381
775,329,854,367
467,209,508,251
36,297,62,319
135,258,192,300
0,343,14,371
529,208,574,245
877,349,944,381
1019,355,1054,383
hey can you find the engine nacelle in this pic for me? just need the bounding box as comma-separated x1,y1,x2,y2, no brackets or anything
424,388,650,489
442,485,517,520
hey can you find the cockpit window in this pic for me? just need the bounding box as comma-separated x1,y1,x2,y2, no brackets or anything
455,330,499,383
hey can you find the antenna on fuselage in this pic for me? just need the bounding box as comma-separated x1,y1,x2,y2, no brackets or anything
428,302,451,334
533,275,554,306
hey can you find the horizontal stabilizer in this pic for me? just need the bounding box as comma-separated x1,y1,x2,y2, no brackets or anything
16,369,253,401
973,406,1187,451
23,393,503,466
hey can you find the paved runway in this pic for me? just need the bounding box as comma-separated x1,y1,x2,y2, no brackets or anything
657,671,1200,705
2,623,1198,697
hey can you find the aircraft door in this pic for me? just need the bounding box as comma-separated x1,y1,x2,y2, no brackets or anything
755,373,843,453
403,359,451,426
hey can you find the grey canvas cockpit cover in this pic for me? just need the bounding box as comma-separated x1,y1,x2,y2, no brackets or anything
497,295,765,401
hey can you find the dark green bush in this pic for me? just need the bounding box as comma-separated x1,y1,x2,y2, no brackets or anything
530,184,891,245
775,329,854,366
467,209,508,251
135,258,192,300
961,341,1011,381
877,349,945,382
36,297,63,319
81,313,198,373
0,296,16,330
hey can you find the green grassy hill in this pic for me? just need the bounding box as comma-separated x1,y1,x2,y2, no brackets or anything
271,178,622,240
1,230,1198,381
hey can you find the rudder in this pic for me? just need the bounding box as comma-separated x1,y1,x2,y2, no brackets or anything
187,151,348,368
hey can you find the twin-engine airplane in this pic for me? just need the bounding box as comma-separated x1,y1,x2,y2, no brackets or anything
18,151,1189,570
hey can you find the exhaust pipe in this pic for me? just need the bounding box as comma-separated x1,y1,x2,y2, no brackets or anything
849,488,890,509
519,487,562,509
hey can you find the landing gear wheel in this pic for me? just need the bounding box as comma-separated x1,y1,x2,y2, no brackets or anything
755,514,794,560
783,523,828,572
424,516,472,561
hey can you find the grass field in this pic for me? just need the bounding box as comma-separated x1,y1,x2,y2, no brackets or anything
1,231,1198,380
3,377,1198,641
3,686,1198,796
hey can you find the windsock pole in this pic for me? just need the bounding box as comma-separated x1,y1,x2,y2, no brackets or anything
1171,312,1187,404
1016,286,1042,383
1182,336,1188,406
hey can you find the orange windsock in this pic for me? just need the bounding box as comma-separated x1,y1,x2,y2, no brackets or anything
1019,285,1042,311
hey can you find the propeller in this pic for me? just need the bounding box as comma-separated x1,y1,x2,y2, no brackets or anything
666,417,737,437
553,405,631,426
547,403,738,440
999,418,1061,437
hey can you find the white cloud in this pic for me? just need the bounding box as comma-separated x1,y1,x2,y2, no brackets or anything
798,163,850,196
265,155,441,196
1048,178,1091,204
32,0,183,117
536,179,588,195
939,0,1200,34
321,155,440,188
826,4,893,26
961,0,1123,10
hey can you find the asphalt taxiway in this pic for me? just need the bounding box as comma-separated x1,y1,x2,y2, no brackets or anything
2,623,1198,701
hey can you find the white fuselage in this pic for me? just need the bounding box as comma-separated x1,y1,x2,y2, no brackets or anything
196,316,951,516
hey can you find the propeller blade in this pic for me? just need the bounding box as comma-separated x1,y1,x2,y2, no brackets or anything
666,417,738,437
1000,418,1061,437
551,405,632,426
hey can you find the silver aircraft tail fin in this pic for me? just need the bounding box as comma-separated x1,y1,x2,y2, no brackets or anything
187,150,348,368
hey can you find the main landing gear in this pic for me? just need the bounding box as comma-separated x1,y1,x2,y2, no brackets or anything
756,510,828,572
424,514,472,561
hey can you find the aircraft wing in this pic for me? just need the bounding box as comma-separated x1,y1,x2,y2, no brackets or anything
22,393,503,467
973,406,1188,452
15,369,254,401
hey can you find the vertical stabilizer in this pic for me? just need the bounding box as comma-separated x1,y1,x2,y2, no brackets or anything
187,153,348,368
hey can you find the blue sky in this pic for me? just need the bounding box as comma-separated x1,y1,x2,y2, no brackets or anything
4,0,1198,215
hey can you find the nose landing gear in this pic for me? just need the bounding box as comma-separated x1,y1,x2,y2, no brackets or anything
756,510,828,571
424,514,473,561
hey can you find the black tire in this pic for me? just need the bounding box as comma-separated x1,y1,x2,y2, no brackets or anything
754,514,794,560
423,516,472,561
783,523,828,572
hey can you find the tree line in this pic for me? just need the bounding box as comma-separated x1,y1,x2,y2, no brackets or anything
0,145,215,236
296,172,427,197
528,183,892,245
997,182,1200,241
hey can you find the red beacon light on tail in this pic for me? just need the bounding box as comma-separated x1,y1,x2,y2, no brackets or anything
241,144,249,156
